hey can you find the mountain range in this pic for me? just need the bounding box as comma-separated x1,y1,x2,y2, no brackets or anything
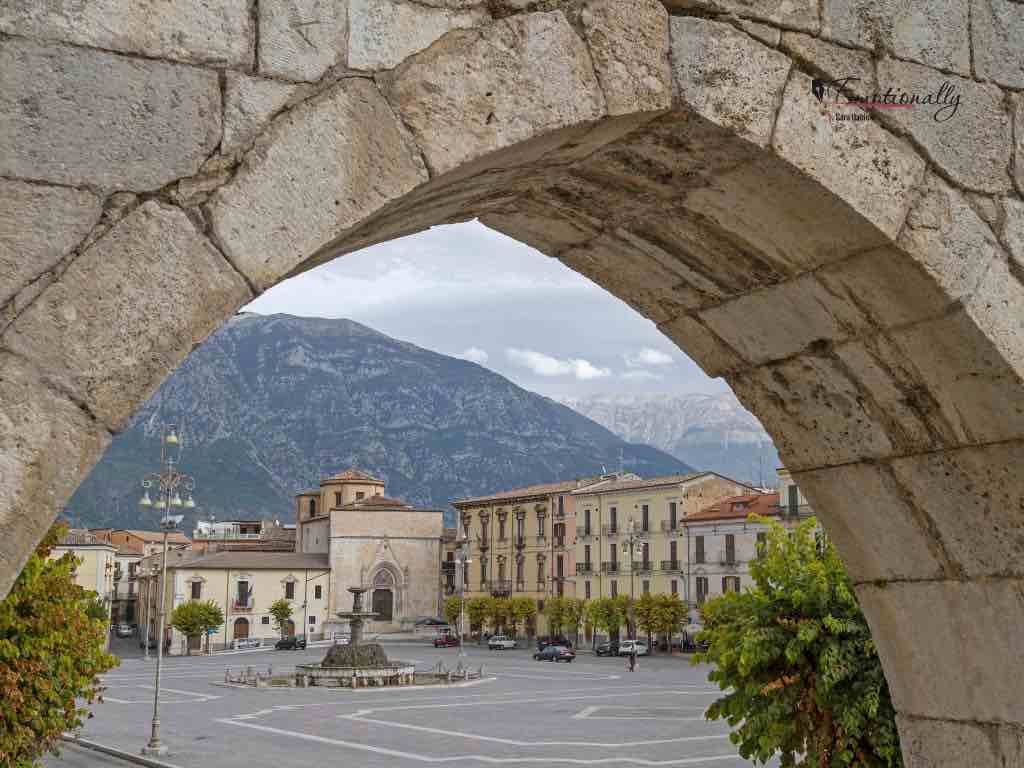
555,393,780,487
67,314,695,530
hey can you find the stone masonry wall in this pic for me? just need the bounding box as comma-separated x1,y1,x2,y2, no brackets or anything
2,2,1024,764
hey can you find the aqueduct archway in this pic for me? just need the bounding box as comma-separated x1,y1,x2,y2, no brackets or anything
2,0,1023,763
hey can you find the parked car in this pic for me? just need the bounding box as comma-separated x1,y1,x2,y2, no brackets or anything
536,635,572,651
683,623,707,651
617,640,650,657
275,635,306,650
533,645,575,663
595,641,620,657
114,623,133,638
488,635,516,650
231,637,262,650
433,634,461,648
416,617,449,627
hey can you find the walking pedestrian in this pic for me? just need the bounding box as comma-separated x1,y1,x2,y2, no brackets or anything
628,648,636,672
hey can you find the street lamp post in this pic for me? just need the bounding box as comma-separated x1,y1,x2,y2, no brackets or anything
137,424,195,758
621,518,643,645
302,569,332,644
455,538,472,659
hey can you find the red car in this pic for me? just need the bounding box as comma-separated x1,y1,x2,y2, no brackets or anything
433,634,461,647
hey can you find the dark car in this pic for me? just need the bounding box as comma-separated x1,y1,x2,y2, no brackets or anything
595,641,620,657
275,635,307,650
536,635,572,651
533,645,575,663
433,634,461,647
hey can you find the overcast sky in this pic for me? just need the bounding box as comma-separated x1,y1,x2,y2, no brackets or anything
244,220,728,399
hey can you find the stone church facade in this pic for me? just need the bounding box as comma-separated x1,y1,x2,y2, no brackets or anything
294,469,444,634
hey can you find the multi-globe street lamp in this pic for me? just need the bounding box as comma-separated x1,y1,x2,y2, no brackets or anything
620,518,644,645
137,424,195,757
454,537,472,659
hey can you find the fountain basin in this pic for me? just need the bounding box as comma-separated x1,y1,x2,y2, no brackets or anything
296,661,416,688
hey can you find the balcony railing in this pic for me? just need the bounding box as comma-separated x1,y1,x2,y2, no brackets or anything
535,534,547,545
771,502,816,520
601,561,620,573
602,525,619,536
577,528,595,541
660,520,680,533
660,559,682,572
553,538,566,550
554,509,567,520
441,561,456,573
514,537,526,549
444,583,457,596
719,555,739,567
632,561,653,573
194,530,263,540
488,580,512,597
576,562,594,574
478,538,490,550
231,598,254,612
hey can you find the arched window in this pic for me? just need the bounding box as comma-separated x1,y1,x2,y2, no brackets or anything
308,498,316,517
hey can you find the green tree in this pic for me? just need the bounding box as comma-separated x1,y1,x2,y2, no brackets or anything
542,596,567,636
696,516,901,767
509,597,537,639
443,596,463,628
0,524,119,766
269,598,294,639
609,594,632,641
584,597,611,648
466,596,490,639
563,598,586,647
634,593,659,648
654,593,687,652
487,597,511,633
170,600,224,655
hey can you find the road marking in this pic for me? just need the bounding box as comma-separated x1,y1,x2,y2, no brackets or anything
343,712,726,747
217,719,741,765
138,685,220,700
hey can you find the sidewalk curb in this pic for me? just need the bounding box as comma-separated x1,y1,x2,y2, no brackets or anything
60,735,184,768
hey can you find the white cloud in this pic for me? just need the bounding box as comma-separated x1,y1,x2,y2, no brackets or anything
622,370,664,381
624,347,674,368
505,348,611,380
457,347,489,365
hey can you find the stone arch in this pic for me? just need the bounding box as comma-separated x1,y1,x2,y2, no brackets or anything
2,1,1023,763
369,562,405,621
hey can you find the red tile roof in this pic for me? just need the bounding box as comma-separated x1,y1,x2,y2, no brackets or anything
321,468,385,485
452,477,604,507
686,493,780,522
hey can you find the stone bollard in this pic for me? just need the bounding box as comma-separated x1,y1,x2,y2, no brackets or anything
225,668,230,683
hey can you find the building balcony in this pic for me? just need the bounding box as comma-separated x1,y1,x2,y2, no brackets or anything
535,535,547,545
719,556,739,567
602,525,619,537
771,502,815,520
660,520,680,534
515,579,526,592
601,561,620,574
660,560,682,572
536,578,547,591
194,530,264,541
231,599,254,612
444,583,457,597
552,538,566,551
577,528,595,541
488,580,512,598
514,537,526,549
553,509,567,520
632,561,653,573
576,562,593,575
478,539,490,551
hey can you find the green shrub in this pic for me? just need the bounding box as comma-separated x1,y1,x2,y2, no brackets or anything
695,516,902,767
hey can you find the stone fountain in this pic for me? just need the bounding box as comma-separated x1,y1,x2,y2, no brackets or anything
321,585,388,668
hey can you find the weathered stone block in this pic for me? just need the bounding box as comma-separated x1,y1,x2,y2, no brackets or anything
348,0,489,71
886,300,1024,446
259,0,348,82
1014,94,1024,195
729,355,895,470
223,73,305,155
875,58,1011,193
793,462,947,582
208,78,427,290
0,39,220,191
897,174,1003,302
972,0,1024,89
0,354,111,599
662,0,817,34
0,0,252,67
669,17,792,148
857,579,1024,724
890,442,1024,578
2,202,252,431
1004,197,1024,267
682,153,889,275
780,32,875,92
386,11,604,177
0,180,102,309
772,70,926,240
580,0,672,115
897,715,1024,768
822,0,969,75
700,274,864,365
658,314,747,377
736,19,780,48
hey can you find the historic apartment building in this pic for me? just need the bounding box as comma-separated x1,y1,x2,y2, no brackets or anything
451,477,609,626
571,472,760,603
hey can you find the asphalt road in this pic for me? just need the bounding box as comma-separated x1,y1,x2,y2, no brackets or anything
47,641,770,768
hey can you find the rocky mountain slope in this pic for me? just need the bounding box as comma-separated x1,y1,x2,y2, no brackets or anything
67,314,694,529
556,393,780,486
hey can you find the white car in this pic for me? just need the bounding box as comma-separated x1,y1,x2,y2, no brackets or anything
231,637,262,650
487,635,516,650
617,640,650,657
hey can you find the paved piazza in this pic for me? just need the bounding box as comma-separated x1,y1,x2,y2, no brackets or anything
50,642,772,767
